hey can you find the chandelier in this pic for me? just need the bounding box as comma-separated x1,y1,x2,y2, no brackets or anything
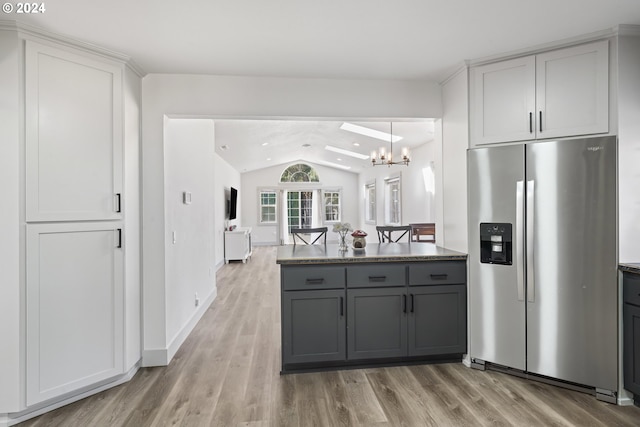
371,122,410,166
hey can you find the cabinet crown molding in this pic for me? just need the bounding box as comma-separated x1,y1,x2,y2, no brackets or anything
0,19,146,77
468,27,616,68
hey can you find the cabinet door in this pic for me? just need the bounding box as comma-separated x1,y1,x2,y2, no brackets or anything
26,222,124,405
25,40,123,221
471,56,536,145
624,302,640,395
347,288,407,360
282,290,346,365
536,40,609,139
408,285,466,356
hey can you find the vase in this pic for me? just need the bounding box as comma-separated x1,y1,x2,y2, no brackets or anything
338,234,349,251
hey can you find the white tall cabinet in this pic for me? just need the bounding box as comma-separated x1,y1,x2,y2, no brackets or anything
24,40,127,406
471,40,609,145
0,21,141,420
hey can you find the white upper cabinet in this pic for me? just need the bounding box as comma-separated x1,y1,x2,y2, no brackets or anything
472,56,536,145
471,40,609,146
26,40,123,221
536,41,609,139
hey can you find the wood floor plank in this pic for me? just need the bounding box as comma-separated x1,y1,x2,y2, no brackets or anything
18,246,640,427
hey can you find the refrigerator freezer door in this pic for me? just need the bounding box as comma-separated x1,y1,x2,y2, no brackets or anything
468,145,526,370
526,136,617,391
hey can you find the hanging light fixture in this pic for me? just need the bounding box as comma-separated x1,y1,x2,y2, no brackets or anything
371,122,410,166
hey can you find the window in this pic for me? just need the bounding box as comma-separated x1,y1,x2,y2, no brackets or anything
365,181,376,224
323,190,341,223
384,174,401,225
259,191,277,224
287,191,313,232
280,163,320,182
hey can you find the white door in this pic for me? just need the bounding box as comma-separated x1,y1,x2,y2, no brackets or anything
536,40,609,139
471,56,536,145
26,222,124,405
25,40,123,221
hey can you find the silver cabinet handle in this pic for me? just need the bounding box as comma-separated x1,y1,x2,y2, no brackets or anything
516,181,524,301
526,180,535,302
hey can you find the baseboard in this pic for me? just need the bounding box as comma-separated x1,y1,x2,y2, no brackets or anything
617,395,634,406
461,353,471,368
2,362,140,426
143,286,217,367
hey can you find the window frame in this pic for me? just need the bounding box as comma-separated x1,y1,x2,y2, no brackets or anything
364,180,376,225
384,173,402,226
258,189,278,225
322,189,342,224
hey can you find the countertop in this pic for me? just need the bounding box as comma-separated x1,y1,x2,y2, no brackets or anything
276,243,467,265
620,263,640,275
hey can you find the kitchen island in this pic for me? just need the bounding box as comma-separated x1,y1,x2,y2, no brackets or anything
277,243,467,373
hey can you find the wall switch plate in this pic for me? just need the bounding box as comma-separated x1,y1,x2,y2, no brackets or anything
183,191,192,204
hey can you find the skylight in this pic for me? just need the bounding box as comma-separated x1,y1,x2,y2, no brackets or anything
340,122,403,143
314,160,352,170
324,145,369,160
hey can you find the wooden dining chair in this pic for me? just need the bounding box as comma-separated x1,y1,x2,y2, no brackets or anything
290,227,328,245
409,223,436,242
376,225,412,243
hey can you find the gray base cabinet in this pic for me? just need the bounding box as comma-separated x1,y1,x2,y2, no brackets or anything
347,288,407,360
624,272,640,399
282,289,346,365
280,259,467,372
409,285,466,356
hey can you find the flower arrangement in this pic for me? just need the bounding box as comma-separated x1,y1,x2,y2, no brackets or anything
332,222,352,250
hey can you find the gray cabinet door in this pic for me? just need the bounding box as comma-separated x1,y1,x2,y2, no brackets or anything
624,303,640,396
347,288,407,360
282,289,346,365
408,285,467,357
624,273,640,396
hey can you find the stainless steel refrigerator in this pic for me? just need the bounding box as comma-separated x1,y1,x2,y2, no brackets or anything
467,135,618,402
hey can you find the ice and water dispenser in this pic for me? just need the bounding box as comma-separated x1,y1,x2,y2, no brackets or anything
480,223,512,265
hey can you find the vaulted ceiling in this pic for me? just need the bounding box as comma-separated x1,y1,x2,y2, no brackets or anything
9,0,640,172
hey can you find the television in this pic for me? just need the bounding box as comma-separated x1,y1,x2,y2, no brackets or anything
229,187,238,220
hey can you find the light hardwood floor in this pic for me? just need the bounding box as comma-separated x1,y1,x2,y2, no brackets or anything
20,246,640,426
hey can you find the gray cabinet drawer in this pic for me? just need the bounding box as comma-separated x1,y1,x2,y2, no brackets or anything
282,265,345,291
409,261,466,286
347,264,406,288
624,272,640,307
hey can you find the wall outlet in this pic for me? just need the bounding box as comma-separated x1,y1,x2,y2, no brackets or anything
195,292,200,307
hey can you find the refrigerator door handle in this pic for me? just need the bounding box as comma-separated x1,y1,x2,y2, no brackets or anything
516,181,525,301
526,180,535,302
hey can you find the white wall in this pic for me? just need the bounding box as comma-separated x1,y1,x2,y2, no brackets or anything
213,153,241,267
441,68,470,253
241,162,359,245
0,28,22,413
162,118,217,362
358,141,438,239
141,74,441,364
617,32,640,263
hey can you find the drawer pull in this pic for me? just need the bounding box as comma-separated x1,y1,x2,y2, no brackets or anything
340,296,344,316
305,278,325,285
410,294,415,313
430,274,448,280
369,276,387,282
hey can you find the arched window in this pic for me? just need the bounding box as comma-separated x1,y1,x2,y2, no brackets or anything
280,163,320,183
